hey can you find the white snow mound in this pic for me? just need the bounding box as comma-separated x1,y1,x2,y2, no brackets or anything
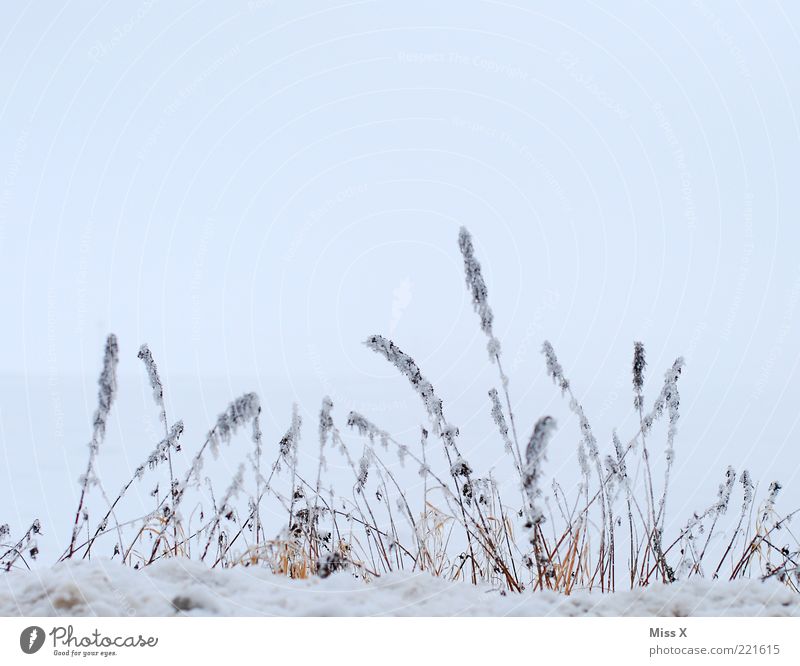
1,560,798,616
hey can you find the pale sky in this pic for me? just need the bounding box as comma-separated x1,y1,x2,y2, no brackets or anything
1,1,799,551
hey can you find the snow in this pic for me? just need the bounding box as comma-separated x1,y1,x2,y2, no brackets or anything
2,560,798,617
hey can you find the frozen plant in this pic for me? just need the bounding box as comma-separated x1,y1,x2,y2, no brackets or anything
522,416,557,529
458,226,500,358
137,343,167,429
67,334,119,558
489,388,514,457
347,411,390,451
632,341,646,411
209,392,261,458
364,334,445,434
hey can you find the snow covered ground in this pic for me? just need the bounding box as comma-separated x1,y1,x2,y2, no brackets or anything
1,560,797,617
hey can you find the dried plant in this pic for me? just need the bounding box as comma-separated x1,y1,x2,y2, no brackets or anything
1,520,41,571
67,333,119,558
17,228,796,597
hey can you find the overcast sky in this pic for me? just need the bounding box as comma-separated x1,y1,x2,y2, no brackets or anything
1,2,799,547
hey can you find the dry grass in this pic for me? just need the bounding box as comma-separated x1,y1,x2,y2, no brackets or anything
2,227,798,596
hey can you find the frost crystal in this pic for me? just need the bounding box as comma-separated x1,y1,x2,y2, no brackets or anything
740,470,754,507
346,411,390,450
569,396,598,460
522,416,556,526
90,334,119,456
319,396,334,449
761,481,782,521
541,341,569,394
577,441,590,479
208,392,261,457
279,405,302,463
355,449,372,493
396,444,408,465
137,343,167,428
458,226,500,359
364,335,445,433
642,357,684,438
450,456,472,478
632,341,646,410
715,466,736,515
612,431,627,479
221,464,245,512
604,454,619,478
489,388,513,454
145,420,184,470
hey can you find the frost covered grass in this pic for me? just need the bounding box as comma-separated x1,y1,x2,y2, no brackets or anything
2,228,799,610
